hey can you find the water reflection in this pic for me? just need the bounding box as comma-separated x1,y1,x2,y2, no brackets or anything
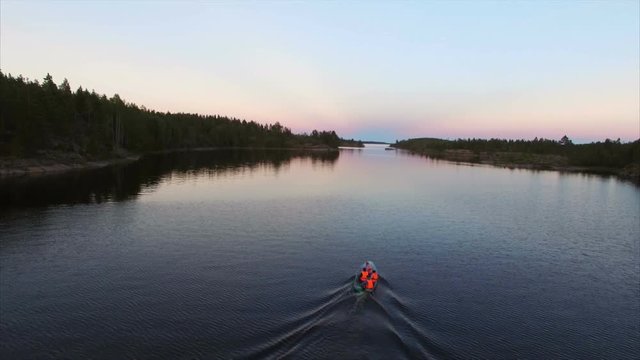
1,145,638,359
0,149,339,210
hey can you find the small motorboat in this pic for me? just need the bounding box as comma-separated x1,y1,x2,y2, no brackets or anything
353,260,379,294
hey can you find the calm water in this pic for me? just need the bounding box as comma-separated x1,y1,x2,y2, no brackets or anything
1,146,639,359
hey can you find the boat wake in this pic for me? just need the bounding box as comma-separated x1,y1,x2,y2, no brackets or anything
240,276,456,359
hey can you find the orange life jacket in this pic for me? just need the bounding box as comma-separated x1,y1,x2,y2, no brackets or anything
371,273,379,281
365,279,375,289
360,270,369,281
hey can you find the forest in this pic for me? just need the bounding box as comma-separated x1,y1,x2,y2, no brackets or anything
394,137,640,169
2,71,638,178
0,72,342,158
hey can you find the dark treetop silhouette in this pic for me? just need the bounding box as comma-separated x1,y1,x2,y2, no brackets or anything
0,72,343,159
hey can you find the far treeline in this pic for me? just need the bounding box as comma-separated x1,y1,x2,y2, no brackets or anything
0,72,345,158
394,137,640,177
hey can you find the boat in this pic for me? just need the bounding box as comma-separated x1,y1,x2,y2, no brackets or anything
353,260,379,294
385,147,395,150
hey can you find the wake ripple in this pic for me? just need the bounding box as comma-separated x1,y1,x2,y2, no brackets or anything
241,276,456,359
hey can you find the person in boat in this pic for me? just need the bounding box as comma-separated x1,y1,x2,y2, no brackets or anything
364,277,375,291
370,270,379,282
359,267,369,282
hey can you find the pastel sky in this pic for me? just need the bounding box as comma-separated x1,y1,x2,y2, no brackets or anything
1,1,638,142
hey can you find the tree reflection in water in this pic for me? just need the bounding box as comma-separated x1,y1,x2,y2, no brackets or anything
0,149,339,210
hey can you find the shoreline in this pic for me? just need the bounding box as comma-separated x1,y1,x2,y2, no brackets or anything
0,145,338,178
395,148,640,184
146,144,338,154
3,146,637,184
0,154,143,178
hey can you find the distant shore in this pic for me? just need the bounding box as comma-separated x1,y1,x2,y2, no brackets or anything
0,145,338,178
392,147,640,184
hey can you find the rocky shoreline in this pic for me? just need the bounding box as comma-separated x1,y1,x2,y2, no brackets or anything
0,152,142,177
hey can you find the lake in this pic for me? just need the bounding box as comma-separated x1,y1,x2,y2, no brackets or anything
1,145,639,359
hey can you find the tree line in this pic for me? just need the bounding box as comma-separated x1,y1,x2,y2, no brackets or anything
0,72,342,157
394,136,640,168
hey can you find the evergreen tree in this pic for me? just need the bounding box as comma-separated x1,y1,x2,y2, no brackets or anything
0,72,344,157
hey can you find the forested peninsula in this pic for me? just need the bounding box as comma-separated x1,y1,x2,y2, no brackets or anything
393,137,640,183
0,72,344,176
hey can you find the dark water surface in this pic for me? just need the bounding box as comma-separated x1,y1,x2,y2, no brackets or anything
1,146,639,359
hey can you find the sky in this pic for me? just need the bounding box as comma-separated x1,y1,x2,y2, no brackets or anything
1,1,638,142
